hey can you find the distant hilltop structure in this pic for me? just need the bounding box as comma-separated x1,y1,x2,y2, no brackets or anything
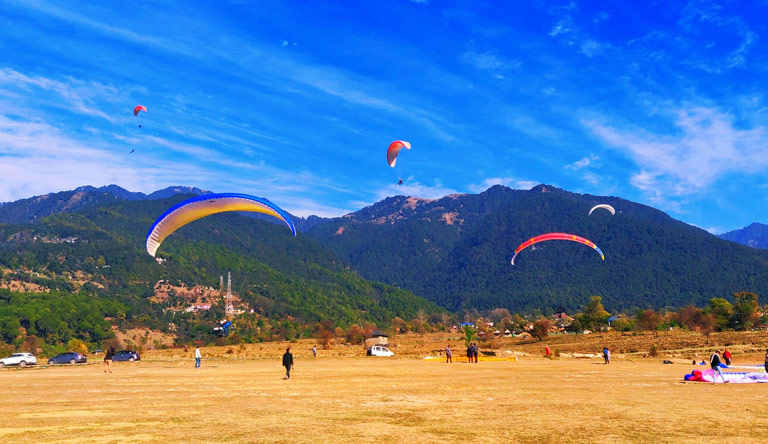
221,272,244,317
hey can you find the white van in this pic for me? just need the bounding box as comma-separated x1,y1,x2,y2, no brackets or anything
367,345,394,357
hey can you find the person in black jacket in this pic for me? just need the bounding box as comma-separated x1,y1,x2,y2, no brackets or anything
710,350,728,385
282,347,294,380
103,346,115,374
764,349,768,373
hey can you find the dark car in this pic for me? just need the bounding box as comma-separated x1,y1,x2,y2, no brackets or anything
112,350,140,362
47,352,87,365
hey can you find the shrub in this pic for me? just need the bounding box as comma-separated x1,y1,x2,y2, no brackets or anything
66,338,88,354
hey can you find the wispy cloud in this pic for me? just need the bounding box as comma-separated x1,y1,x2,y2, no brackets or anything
0,115,194,201
565,155,599,171
10,0,197,58
580,39,609,58
0,68,121,122
468,177,538,193
585,107,768,203
372,179,459,202
677,0,757,73
461,51,520,79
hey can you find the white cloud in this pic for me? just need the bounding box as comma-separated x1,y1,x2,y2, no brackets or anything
0,112,357,218
592,12,610,24
468,177,537,193
580,39,608,58
462,51,518,72
565,155,598,170
581,172,600,186
279,198,351,218
371,179,459,202
0,68,121,122
0,115,199,201
585,107,768,205
548,21,572,38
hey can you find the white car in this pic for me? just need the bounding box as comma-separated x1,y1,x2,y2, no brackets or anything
0,353,37,368
367,345,394,357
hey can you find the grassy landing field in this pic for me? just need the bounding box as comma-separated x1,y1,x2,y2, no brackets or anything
3,348,768,444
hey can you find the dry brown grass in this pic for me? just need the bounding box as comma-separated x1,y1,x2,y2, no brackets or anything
3,333,768,444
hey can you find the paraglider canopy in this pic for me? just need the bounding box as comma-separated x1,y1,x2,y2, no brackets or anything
387,140,411,168
511,232,604,265
588,204,615,216
146,193,296,257
133,105,147,116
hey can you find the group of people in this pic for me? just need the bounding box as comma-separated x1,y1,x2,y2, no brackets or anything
466,342,480,363
443,343,480,363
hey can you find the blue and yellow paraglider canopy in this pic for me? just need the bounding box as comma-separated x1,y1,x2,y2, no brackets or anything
146,193,296,257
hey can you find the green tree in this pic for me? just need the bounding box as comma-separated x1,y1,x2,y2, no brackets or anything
532,318,551,341
581,296,609,330
463,325,477,347
707,298,733,331
568,318,582,333
731,292,759,331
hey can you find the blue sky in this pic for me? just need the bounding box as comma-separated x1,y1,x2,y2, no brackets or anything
1,0,767,232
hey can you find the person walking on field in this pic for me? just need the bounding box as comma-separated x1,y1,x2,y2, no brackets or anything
312,345,317,358
764,349,768,373
445,344,452,363
194,346,202,368
710,350,728,384
723,348,732,366
103,346,115,374
282,347,294,380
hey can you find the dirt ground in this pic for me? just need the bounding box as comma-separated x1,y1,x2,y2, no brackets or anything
3,346,768,443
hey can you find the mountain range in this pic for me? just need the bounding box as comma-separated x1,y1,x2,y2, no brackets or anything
306,185,768,312
1,184,767,318
719,223,768,250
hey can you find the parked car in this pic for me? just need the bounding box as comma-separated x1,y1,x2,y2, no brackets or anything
47,352,87,365
367,345,394,357
0,353,37,368
112,350,140,362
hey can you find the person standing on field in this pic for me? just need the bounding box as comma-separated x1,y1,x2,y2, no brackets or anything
282,347,294,380
312,345,317,358
710,350,728,384
603,347,610,364
103,346,115,374
764,349,768,373
194,346,202,368
473,343,479,363
445,344,452,363
723,348,732,366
